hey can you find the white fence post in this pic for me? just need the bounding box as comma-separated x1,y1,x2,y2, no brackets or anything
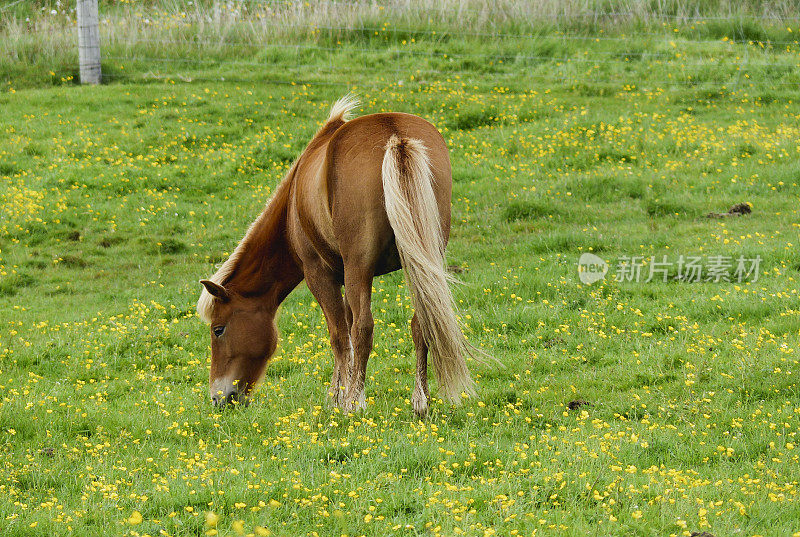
77,0,102,84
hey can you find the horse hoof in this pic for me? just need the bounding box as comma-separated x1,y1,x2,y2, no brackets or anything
343,401,366,413
342,392,366,413
412,398,428,419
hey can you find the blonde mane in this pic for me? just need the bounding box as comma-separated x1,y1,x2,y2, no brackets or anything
196,201,273,323
196,94,359,323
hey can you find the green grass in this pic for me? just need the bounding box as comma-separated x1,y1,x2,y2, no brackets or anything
2,4,800,537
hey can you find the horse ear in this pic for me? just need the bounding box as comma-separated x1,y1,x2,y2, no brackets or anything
200,279,229,301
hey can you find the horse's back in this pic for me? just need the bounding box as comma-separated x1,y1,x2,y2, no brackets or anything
326,113,452,275
327,112,451,197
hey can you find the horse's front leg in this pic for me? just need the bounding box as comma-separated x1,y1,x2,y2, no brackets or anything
304,264,351,407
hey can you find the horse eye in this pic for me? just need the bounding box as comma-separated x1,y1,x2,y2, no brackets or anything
213,326,225,337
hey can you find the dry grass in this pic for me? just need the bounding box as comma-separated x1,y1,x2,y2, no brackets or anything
3,0,800,53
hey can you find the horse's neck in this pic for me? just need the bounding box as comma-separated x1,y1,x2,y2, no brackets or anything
224,121,344,307
226,180,303,307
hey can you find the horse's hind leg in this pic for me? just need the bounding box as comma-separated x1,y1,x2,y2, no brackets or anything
342,268,373,412
344,292,353,333
410,312,430,418
304,264,351,407
342,292,355,391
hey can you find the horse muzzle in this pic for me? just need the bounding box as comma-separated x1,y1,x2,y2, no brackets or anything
210,380,249,408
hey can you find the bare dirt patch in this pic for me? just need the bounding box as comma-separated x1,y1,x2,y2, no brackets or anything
567,399,591,411
706,202,751,218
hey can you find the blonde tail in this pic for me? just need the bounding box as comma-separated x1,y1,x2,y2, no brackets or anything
381,134,476,403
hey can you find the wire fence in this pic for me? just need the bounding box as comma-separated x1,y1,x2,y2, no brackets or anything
84,0,800,22
96,60,800,93
88,16,800,46
7,0,800,19
96,33,800,92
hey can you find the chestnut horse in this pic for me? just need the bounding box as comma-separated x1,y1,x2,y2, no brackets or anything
197,96,476,416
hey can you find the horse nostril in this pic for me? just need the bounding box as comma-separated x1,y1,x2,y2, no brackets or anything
211,389,241,408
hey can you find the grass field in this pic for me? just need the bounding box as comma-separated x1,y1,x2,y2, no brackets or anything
2,2,800,536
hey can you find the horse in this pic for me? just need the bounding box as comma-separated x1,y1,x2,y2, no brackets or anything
197,95,478,417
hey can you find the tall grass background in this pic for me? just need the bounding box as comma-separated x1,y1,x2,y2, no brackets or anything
2,0,800,90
